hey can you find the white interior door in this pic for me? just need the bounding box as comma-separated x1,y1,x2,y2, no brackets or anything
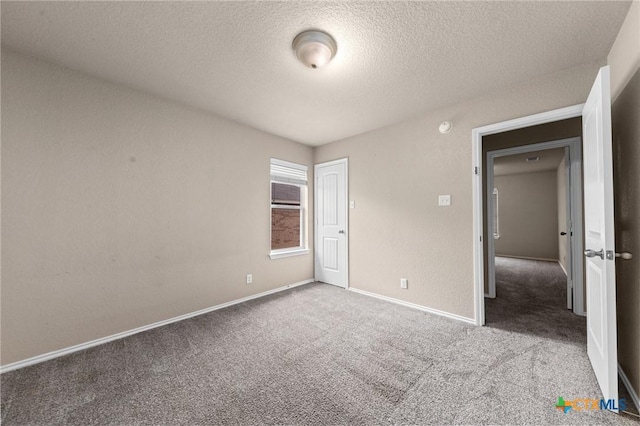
315,159,348,288
582,66,618,406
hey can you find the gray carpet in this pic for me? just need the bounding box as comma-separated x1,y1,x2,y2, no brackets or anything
487,256,585,339
1,259,637,425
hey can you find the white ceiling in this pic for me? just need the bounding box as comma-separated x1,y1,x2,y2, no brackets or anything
494,147,566,176
1,1,631,146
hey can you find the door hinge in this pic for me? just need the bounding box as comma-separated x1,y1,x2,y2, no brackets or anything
474,166,479,175
480,235,482,242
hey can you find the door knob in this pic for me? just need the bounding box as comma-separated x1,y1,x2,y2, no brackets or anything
584,249,604,259
338,230,345,234
560,232,567,236
616,252,633,260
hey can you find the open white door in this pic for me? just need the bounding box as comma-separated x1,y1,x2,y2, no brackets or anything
582,66,618,406
315,159,348,288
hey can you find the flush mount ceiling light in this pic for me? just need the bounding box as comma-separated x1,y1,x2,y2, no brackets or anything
292,30,337,69
525,156,541,162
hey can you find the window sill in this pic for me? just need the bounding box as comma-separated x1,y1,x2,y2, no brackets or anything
269,248,309,260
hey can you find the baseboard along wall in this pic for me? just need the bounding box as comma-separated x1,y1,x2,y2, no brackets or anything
348,287,476,325
496,254,560,263
0,279,315,374
558,261,568,276
619,364,640,413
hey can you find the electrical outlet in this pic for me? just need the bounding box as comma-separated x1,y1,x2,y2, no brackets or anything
400,278,408,289
246,274,253,284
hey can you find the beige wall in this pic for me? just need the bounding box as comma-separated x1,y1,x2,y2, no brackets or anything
315,61,602,319
557,157,569,273
494,171,558,260
608,0,640,403
609,1,640,102
611,67,640,409
1,48,314,365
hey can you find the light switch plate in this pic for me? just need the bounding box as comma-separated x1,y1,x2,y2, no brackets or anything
350,201,355,209
438,195,451,206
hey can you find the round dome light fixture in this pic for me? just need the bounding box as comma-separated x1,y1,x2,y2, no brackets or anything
292,30,337,69
439,121,453,134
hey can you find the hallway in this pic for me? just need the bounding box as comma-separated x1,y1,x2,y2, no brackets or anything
485,256,583,341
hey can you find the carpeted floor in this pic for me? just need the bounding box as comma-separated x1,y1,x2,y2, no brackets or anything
487,256,638,421
1,258,637,425
486,256,584,339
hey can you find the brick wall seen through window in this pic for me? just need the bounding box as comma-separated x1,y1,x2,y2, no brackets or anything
271,183,302,250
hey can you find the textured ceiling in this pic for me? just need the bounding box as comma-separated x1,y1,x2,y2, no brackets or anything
1,1,631,146
494,148,566,176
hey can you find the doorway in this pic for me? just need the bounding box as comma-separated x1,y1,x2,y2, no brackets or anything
486,139,585,318
473,67,620,405
471,106,585,326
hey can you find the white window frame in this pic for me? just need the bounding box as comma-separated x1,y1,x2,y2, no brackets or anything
269,158,309,259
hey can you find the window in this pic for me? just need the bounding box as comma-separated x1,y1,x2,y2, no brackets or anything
270,159,308,259
492,187,500,239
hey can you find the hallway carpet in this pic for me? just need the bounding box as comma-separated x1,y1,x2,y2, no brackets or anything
486,256,584,339
2,263,636,424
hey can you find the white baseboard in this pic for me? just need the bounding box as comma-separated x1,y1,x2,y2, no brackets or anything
348,287,476,325
496,254,558,263
558,261,568,276
619,364,640,413
0,279,314,374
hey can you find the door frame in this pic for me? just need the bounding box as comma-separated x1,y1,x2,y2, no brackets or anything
314,158,349,289
472,104,584,326
485,137,584,316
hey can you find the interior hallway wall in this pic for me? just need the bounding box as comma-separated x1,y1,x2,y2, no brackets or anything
608,0,640,403
1,48,314,365
494,171,558,261
611,67,640,408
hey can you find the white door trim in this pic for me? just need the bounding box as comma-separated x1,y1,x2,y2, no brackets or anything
472,104,584,325
485,137,584,316
314,158,349,289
